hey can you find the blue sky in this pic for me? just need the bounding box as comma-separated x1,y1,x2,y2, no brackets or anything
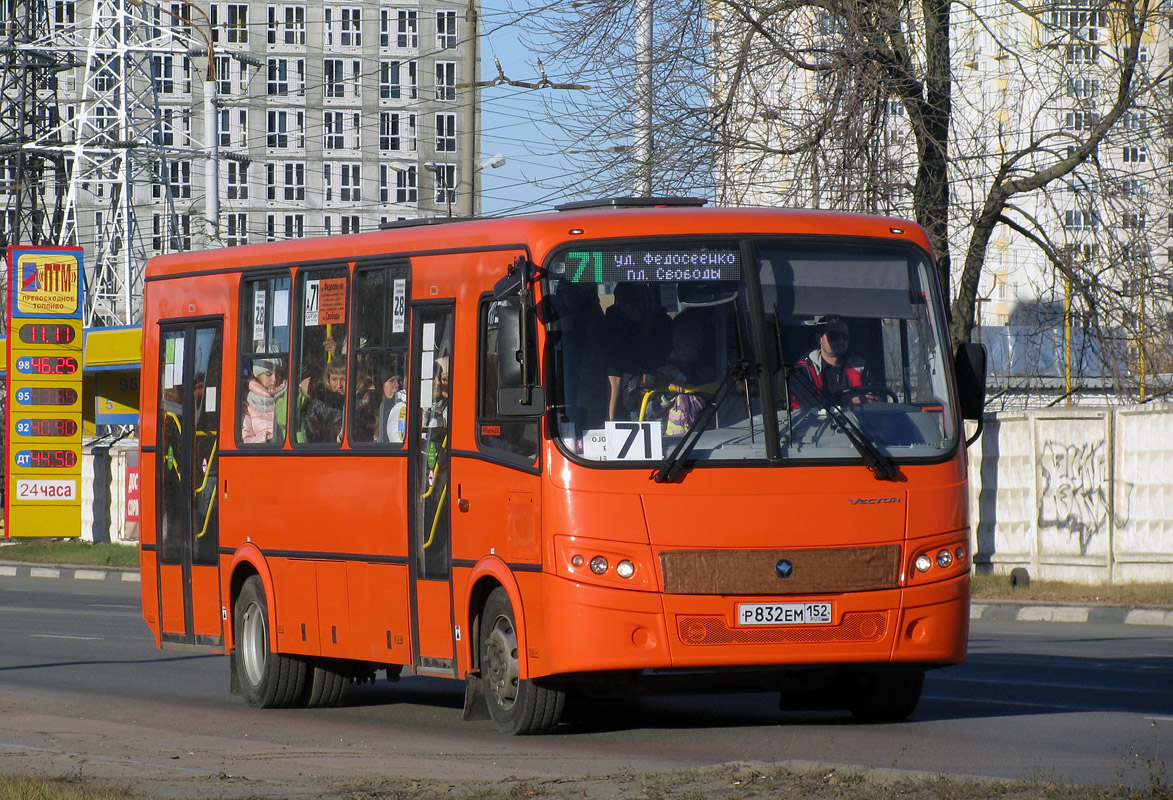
476,3,587,216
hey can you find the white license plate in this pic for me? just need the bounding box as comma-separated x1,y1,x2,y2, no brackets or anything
737,602,832,626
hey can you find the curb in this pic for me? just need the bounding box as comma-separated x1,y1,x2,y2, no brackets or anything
971,600,1173,628
0,561,140,583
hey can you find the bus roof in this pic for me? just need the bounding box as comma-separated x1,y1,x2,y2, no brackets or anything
144,205,932,279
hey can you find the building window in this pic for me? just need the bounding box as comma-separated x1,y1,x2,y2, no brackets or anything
380,112,399,151
266,161,305,201
226,212,249,246
1064,110,1098,131
267,4,306,46
397,9,417,48
1122,146,1148,163
1064,209,1098,231
435,61,456,101
1064,44,1097,64
283,213,304,239
396,165,417,202
342,214,360,234
380,59,416,100
340,6,361,46
435,113,456,152
225,3,248,43
432,162,455,204
226,161,249,199
341,162,361,201
324,111,344,149
1067,78,1099,99
325,58,361,100
1122,213,1145,230
267,57,305,96
267,110,288,148
437,10,457,49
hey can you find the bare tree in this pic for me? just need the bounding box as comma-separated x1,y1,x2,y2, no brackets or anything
522,0,1173,368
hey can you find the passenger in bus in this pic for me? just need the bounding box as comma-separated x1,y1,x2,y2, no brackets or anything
241,358,288,444
647,312,718,433
378,370,407,443
795,314,876,404
303,360,346,443
603,282,673,419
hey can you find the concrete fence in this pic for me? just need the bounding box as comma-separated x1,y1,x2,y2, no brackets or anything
968,402,1173,584
81,407,1172,586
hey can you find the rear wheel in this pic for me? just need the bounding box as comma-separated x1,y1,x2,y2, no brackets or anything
302,658,350,707
479,587,564,734
234,575,307,708
848,668,924,722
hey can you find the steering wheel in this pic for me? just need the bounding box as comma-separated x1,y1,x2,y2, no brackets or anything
835,383,899,404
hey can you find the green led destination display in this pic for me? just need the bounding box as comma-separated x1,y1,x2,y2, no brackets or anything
564,247,742,284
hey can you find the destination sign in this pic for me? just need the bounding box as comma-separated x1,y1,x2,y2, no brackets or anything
563,248,742,284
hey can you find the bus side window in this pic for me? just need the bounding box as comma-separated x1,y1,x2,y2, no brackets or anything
477,297,539,463
351,264,411,446
238,274,292,446
295,267,349,445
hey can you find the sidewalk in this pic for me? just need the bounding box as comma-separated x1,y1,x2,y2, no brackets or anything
5,559,1172,628
0,560,140,583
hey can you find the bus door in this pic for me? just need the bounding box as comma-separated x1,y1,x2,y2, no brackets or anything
155,320,224,648
408,303,457,675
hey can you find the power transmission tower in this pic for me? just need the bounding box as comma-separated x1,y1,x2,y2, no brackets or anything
56,0,190,326
0,0,69,317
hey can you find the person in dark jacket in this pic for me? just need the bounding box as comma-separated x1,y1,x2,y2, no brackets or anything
795,315,875,405
303,360,346,443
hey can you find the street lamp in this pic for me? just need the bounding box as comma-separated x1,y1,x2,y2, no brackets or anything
425,154,505,219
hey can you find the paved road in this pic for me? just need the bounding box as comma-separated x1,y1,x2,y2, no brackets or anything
0,575,1170,798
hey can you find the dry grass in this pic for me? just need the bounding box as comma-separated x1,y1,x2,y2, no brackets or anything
971,573,1173,608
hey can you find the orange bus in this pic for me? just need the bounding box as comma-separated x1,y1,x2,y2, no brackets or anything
139,199,986,733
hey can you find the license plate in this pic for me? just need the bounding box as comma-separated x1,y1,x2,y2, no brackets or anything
737,602,832,626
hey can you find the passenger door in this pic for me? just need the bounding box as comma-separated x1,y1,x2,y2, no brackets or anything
155,320,224,647
407,303,456,675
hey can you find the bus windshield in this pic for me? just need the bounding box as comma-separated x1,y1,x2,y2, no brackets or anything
545,238,957,468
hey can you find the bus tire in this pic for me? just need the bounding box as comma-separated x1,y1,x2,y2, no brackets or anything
234,575,307,708
848,668,924,723
479,587,564,735
302,658,350,707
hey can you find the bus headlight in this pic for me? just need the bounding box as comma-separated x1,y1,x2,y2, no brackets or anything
915,554,933,573
590,556,609,575
616,560,635,579
936,549,954,568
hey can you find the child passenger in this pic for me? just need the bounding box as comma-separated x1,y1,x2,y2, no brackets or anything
241,358,287,444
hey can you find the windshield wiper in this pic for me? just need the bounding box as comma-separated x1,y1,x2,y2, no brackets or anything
785,366,901,482
652,360,750,484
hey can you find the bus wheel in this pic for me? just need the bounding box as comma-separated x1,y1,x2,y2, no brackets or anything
848,668,924,722
479,588,564,734
302,658,350,708
234,575,307,708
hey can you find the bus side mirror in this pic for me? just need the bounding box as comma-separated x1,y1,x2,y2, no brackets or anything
495,295,546,418
954,342,987,422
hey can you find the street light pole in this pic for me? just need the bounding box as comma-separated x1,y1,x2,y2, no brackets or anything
633,0,653,197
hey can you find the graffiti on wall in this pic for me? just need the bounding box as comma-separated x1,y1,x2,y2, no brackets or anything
1038,440,1130,555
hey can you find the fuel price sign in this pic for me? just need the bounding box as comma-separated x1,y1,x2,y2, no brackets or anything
6,245,85,538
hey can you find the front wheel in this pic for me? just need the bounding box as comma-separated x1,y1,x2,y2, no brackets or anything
234,575,307,708
479,587,564,734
